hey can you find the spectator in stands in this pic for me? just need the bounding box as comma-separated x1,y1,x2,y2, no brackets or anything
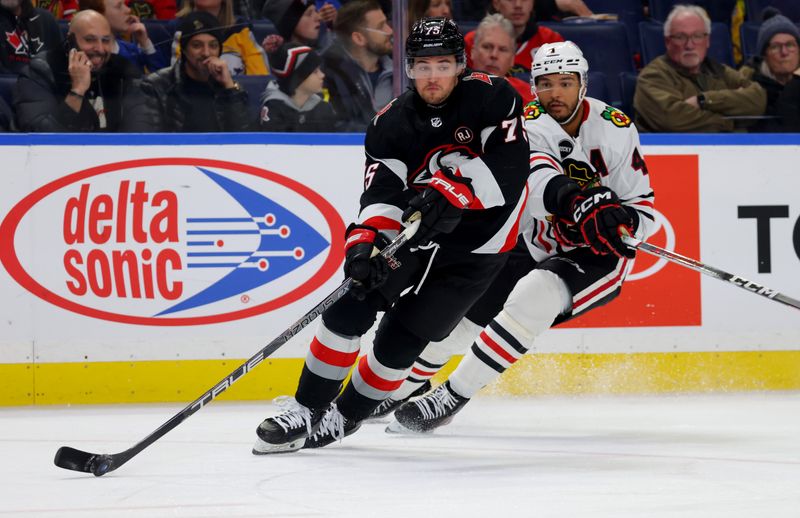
531,0,592,21
321,0,391,131
633,4,765,132
740,8,800,131
464,0,563,75
259,42,335,131
127,0,177,20
407,0,451,31
173,0,269,75
139,11,251,131
0,95,15,130
261,0,320,46
33,0,78,19
79,0,167,73
470,13,532,103
1,0,62,73
14,9,147,131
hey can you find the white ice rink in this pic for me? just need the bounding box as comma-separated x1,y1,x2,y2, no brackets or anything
2,393,799,517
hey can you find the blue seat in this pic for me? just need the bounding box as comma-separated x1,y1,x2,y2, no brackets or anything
583,0,645,52
0,74,15,107
746,0,800,22
586,70,608,101
251,19,278,43
649,0,738,22
639,21,734,66
541,21,634,106
740,21,761,60
143,20,175,66
618,71,638,118
235,74,272,124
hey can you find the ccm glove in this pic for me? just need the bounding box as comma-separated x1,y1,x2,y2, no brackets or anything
402,167,474,247
566,186,635,259
344,224,390,300
552,217,585,248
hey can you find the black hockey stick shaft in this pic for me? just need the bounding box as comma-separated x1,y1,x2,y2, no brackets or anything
622,235,800,311
54,219,421,476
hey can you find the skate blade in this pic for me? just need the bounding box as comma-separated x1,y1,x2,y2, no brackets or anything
251,437,306,455
385,419,428,435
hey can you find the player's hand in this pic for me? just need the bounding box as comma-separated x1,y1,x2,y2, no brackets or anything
205,56,234,88
402,167,474,247
567,186,634,259
67,48,92,95
344,224,390,300
552,217,585,248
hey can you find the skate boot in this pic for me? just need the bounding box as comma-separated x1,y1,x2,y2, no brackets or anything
252,397,326,454
367,380,433,420
386,381,469,433
303,403,362,449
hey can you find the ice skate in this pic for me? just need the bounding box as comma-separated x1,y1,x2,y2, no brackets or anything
367,380,432,420
303,403,362,449
252,397,325,454
386,381,469,433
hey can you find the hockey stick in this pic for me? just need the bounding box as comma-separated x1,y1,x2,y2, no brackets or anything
54,219,421,477
621,235,800,311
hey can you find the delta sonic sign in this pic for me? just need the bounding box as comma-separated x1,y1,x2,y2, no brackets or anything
0,158,345,326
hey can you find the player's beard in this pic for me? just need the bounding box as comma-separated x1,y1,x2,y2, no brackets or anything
543,97,579,123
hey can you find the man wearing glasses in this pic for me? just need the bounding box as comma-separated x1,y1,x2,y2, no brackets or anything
634,4,765,132
320,0,393,131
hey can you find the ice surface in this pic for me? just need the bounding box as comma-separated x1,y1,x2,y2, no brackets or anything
2,393,799,517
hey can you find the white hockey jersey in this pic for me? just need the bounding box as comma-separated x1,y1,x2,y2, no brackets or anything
522,97,656,262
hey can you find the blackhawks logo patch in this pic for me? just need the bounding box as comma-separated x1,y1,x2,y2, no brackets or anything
524,101,544,120
601,106,631,128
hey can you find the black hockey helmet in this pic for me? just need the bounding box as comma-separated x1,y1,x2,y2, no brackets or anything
406,17,465,57
405,17,466,78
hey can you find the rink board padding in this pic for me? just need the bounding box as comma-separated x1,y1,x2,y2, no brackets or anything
0,134,799,405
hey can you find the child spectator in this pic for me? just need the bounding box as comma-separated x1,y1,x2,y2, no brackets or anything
259,42,335,131
79,0,167,73
172,0,270,75
261,0,320,47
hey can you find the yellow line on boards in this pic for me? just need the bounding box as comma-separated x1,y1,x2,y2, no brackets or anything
2,350,800,406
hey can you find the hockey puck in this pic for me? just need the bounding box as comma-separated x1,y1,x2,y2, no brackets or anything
91,456,112,476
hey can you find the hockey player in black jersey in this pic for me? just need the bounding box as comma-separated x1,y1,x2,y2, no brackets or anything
252,17,531,453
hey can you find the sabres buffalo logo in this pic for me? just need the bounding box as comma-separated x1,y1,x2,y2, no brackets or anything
524,100,544,120
562,158,599,188
601,106,631,128
410,144,477,189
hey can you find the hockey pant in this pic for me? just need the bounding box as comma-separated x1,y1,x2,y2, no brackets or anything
399,246,632,399
294,243,508,421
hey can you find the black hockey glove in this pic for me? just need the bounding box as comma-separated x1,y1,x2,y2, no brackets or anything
565,186,635,259
552,217,585,248
402,167,474,247
343,224,390,300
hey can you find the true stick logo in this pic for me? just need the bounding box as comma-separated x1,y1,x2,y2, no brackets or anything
0,158,345,326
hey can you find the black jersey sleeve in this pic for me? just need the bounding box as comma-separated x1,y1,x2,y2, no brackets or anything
454,78,530,211
357,99,411,234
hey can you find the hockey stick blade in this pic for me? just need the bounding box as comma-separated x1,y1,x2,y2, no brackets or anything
622,235,800,311
53,219,420,476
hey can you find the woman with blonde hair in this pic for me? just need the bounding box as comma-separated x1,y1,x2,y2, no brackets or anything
171,0,270,74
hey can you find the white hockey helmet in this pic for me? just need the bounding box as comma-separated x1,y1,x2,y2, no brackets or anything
530,41,589,123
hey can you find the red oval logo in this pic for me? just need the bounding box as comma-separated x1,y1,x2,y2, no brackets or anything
0,158,345,326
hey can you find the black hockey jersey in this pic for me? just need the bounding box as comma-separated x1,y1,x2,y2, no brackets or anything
359,70,530,254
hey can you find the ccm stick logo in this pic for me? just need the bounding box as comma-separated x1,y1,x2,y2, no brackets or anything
728,276,779,298
0,158,345,326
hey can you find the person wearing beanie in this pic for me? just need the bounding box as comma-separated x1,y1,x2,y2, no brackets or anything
261,0,320,46
138,10,252,131
739,7,800,131
171,0,270,75
259,42,336,131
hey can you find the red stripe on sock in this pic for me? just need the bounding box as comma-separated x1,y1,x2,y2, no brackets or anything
309,337,359,368
411,366,437,377
573,260,626,309
479,330,517,364
356,356,404,392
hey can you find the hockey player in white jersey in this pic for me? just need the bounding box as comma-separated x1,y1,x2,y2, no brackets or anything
384,41,656,432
